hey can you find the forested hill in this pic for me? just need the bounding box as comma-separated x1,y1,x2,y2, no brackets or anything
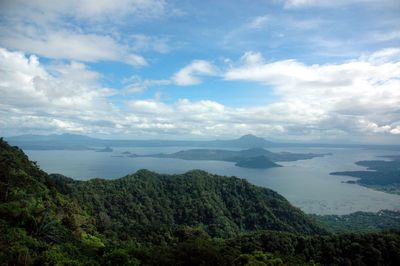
2,138,400,265
52,169,324,241
0,138,101,264
0,137,321,261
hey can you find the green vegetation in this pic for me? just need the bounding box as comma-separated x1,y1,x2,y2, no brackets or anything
331,156,400,194
313,210,400,233
53,169,323,241
132,147,328,169
1,138,400,265
0,138,100,265
235,156,281,169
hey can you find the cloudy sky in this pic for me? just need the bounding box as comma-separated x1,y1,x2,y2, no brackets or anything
0,0,399,143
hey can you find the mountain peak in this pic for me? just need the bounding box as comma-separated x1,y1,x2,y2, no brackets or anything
234,134,272,148
238,134,264,141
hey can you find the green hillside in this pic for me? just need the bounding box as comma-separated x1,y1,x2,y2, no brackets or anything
52,168,323,242
0,138,101,265
1,138,400,265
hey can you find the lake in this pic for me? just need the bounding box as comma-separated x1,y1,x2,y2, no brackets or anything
25,146,400,215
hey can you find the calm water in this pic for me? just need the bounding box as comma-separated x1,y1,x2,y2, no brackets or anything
26,147,400,215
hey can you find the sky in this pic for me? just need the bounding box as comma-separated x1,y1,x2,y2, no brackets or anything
0,0,399,143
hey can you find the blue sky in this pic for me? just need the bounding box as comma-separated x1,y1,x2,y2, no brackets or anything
0,0,399,143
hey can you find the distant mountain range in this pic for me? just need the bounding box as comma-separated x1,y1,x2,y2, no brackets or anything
4,133,274,150
5,133,400,150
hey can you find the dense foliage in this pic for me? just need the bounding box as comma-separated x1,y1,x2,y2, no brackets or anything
53,168,323,242
0,138,101,265
100,229,400,266
1,138,400,265
313,210,400,233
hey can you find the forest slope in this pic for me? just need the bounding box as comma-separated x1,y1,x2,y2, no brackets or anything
2,138,400,265
53,168,324,241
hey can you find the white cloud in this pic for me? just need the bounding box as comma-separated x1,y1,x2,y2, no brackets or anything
1,47,399,142
0,48,117,133
0,49,289,137
370,30,400,43
176,99,225,113
363,47,400,64
130,34,171,53
0,0,169,23
73,0,166,20
282,0,398,8
0,0,177,65
390,126,400,135
283,0,324,8
46,61,100,85
127,99,172,114
221,13,325,53
172,60,218,86
225,48,400,137
248,15,270,29
0,29,148,66
239,51,265,66
121,75,170,94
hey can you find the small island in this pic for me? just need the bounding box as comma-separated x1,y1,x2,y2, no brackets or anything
235,156,282,169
